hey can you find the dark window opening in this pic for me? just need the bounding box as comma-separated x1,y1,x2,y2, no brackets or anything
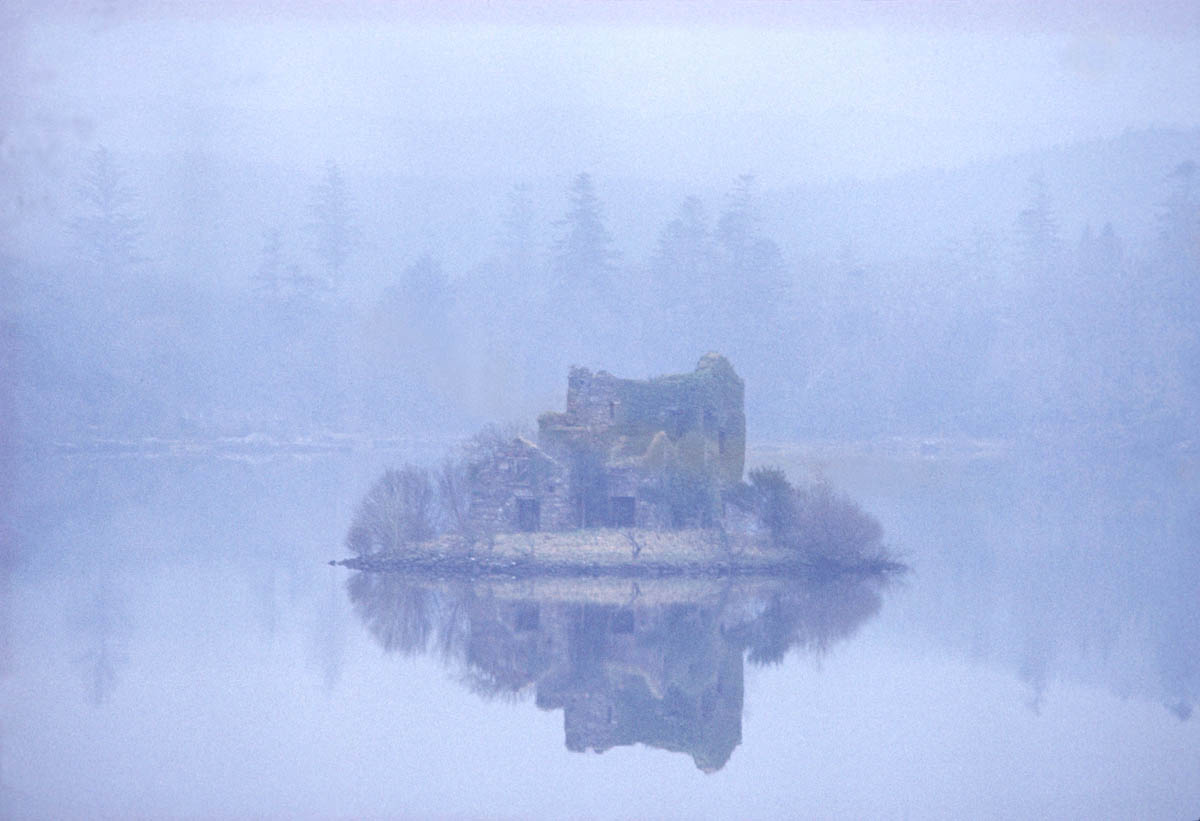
669,408,686,438
516,498,541,532
515,604,540,632
718,429,727,455
608,400,616,420
610,496,636,527
581,496,608,528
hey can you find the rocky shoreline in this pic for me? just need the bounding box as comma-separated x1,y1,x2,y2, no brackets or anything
331,549,904,580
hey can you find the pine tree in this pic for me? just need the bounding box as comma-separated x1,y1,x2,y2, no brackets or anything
1015,174,1060,274
712,174,786,333
309,161,355,292
71,146,143,279
1158,160,1198,263
254,227,285,297
716,174,759,271
551,173,617,292
500,182,536,273
652,195,710,306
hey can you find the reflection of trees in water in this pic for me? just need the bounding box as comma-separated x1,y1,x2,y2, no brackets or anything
347,570,894,770
69,575,130,707
347,573,438,656
899,454,1199,720
307,570,349,692
732,577,886,667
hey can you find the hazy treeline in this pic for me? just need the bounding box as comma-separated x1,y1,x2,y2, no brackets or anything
5,130,1198,447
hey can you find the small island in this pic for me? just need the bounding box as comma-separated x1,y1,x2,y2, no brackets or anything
336,354,902,579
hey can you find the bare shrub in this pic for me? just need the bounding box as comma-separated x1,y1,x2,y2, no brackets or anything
346,572,435,655
790,482,887,565
733,466,890,567
463,421,530,463
437,455,473,537
345,465,436,556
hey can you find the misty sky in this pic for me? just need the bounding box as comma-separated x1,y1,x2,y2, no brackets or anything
8,3,1200,186
4,9,1200,817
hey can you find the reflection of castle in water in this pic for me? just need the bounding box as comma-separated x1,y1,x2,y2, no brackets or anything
348,572,892,771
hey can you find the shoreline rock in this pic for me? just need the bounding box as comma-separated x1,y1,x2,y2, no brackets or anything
331,548,904,580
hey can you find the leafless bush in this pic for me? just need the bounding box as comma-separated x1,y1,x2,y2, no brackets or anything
734,466,890,567
790,482,887,565
346,572,435,655
345,465,436,556
437,455,473,537
463,421,530,463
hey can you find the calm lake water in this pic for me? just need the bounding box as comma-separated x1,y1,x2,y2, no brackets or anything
2,443,1198,819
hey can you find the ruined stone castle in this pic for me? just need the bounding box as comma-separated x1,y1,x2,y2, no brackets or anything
467,353,745,534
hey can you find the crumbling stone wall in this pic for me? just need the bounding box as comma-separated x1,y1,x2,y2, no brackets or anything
470,354,746,535
536,601,743,772
566,367,623,431
540,353,746,487
467,438,573,536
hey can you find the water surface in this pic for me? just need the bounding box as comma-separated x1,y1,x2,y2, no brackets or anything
2,446,1197,818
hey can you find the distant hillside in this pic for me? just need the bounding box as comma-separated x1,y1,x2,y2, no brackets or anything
766,127,1200,267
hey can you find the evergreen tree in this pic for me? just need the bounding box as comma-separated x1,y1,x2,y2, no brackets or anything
1158,160,1198,264
551,173,617,292
651,195,710,308
360,255,459,428
398,255,454,335
71,146,143,279
1015,174,1060,275
500,182,536,274
645,196,713,361
1155,160,1200,412
253,227,285,297
711,175,787,348
716,174,759,271
1076,222,1123,282
716,174,785,299
309,160,355,292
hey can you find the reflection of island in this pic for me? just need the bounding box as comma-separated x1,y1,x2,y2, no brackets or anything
341,353,902,768
348,571,893,771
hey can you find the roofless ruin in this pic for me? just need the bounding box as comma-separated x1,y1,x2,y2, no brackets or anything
468,353,745,535
342,351,896,577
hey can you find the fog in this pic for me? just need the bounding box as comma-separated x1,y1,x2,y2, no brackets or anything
2,3,1199,818
5,4,1199,446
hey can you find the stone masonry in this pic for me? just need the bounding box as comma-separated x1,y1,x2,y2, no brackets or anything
468,353,746,534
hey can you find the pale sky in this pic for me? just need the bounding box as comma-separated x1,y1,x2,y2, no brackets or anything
7,2,1200,184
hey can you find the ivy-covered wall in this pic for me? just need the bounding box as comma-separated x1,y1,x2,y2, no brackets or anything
540,353,745,486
